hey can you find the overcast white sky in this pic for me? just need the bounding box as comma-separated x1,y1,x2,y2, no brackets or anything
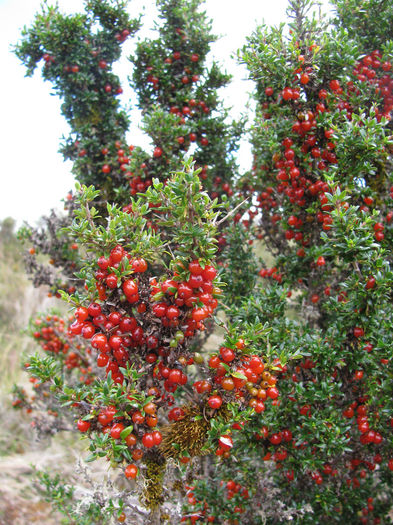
0,0,332,226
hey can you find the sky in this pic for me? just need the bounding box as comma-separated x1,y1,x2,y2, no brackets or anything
0,0,332,227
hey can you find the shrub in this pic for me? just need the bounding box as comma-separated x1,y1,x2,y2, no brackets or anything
12,0,393,523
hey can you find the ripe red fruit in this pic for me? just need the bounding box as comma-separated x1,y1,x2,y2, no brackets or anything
218,435,233,450
123,279,138,296
152,303,167,317
249,356,264,374
188,274,204,288
109,335,123,350
91,333,108,350
365,277,376,290
97,256,110,270
69,320,83,335
152,430,162,445
178,283,193,299
142,432,155,448
132,411,145,425
269,432,282,445
219,346,236,362
106,273,118,288
124,464,138,479
202,265,217,280
192,307,208,322
125,433,137,447
267,387,279,399
88,302,102,317
110,422,125,439
189,259,203,275
153,146,163,158
77,419,91,432
132,258,147,273
329,79,340,91
282,87,293,100
75,306,89,321
254,400,265,413
208,395,222,409
168,407,185,421
221,377,235,391
168,369,182,384
97,353,109,367
300,72,310,84
110,245,124,263
353,327,365,338
166,306,180,319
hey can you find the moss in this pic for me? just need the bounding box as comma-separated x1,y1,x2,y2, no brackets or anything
159,402,232,460
141,454,166,511
159,404,210,460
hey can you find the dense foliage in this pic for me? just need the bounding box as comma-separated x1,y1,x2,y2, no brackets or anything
12,0,393,523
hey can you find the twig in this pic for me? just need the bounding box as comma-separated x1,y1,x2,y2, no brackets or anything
214,197,250,226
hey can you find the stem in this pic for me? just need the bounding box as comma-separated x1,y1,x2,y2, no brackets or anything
149,507,161,525
214,197,249,226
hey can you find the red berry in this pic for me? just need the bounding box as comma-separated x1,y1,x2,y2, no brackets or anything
124,464,138,479
153,146,163,158
88,302,102,317
77,419,91,432
192,307,208,322
208,395,222,409
189,260,203,275
152,430,162,445
202,265,217,280
75,306,89,321
219,347,236,362
106,273,118,288
97,353,109,367
353,327,365,338
142,432,155,448
329,79,340,91
153,303,167,317
218,435,233,451
123,279,138,296
166,306,180,319
111,422,125,439
300,73,310,84
366,277,376,290
91,333,108,350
